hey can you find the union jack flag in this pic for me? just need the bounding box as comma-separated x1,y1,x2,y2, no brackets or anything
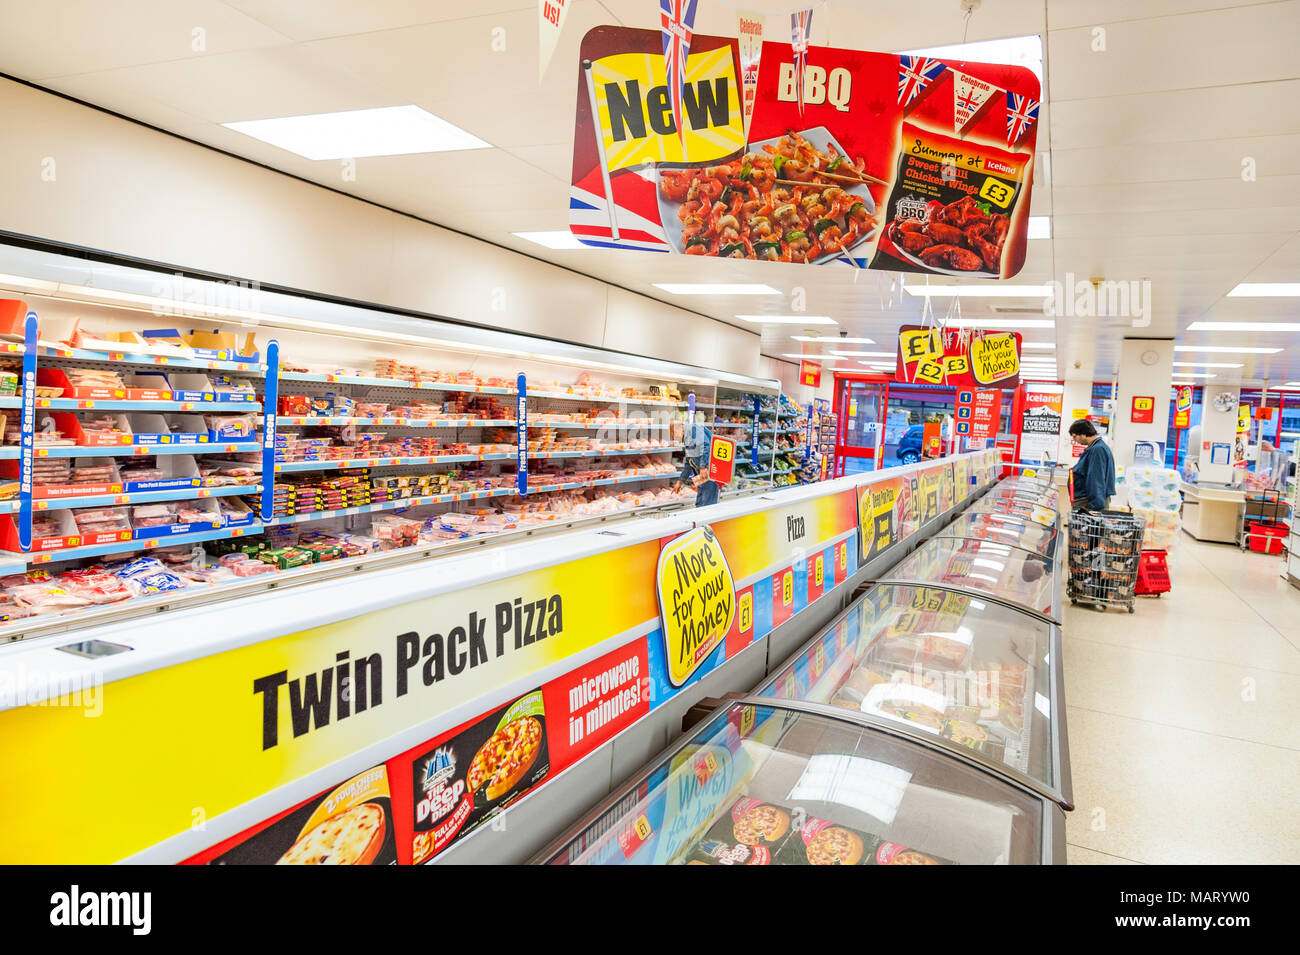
1006,91,1039,145
898,55,946,107
955,87,981,114
660,0,699,143
790,8,814,114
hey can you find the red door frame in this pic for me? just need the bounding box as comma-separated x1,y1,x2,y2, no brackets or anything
832,371,891,477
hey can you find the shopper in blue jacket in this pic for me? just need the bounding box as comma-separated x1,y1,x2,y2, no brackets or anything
1068,419,1116,511
681,421,720,507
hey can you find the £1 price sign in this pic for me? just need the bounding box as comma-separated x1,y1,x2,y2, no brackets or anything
707,435,737,484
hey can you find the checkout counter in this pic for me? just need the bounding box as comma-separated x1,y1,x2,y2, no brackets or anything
1180,480,1245,544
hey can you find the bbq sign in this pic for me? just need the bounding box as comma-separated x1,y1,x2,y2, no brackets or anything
570,25,1039,275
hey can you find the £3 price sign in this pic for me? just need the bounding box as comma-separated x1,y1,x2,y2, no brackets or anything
707,435,737,484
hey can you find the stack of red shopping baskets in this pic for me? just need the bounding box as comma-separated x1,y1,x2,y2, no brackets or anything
1134,550,1171,596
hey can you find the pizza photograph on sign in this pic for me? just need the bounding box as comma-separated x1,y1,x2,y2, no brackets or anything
184,765,398,866
400,690,550,865
569,25,1040,278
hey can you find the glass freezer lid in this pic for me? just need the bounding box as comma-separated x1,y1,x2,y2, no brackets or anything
982,484,1058,508
538,702,1047,865
934,512,1059,559
882,536,1060,622
754,583,1061,798
967,494,1059,524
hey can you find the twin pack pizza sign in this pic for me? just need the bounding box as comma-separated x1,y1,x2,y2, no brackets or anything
569,24,1040,277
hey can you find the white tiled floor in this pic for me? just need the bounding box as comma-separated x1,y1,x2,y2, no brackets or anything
1064,534,1300,865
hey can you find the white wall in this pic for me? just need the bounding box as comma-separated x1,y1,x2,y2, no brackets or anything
0,78,763,378
1112,338,1175,471
759,355,835,407
1059,378,1093,463
1199,384,1242,484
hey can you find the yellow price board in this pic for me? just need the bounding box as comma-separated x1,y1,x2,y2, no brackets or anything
656,526,737,687
814,554,824,587
738,591,753,634
899,327,941,365
978,176,1014,208
781,570,793,606
969,332,1020,385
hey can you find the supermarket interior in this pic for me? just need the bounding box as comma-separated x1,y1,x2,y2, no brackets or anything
0,0,1297,884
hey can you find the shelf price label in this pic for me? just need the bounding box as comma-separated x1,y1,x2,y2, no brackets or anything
780,570,793,606
617,813,655,860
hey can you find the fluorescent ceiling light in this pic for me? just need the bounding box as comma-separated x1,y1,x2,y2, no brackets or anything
222,105,489,160
1028,216,1051,239
905,285,1051,298
1227,283,1300,297
1022,342,1056,350
1173,361,1243,368
1172,372,1216,378
1187,321,1300,332
897,33,1044,84
780,353,844,361
792,335,875,343
945,318,1056,329
1175,345,1282,354
512,230,590,250
655,283,780,295
736,314,836,324
833,350,895,357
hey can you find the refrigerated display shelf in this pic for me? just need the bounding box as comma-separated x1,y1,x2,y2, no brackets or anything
272,446,679,473
266,472,682,526
276,416,516,428
277,370,514,394
0,482,703,642
0,397,21,409
33,442,260,458
275,371,687,408
38,346,264,372
4,523,263,566
0,448,19,459
275,453,504,473
30,484,259,511
38,399,261,412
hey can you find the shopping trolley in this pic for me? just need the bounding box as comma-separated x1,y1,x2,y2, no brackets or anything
1067,509,1146,613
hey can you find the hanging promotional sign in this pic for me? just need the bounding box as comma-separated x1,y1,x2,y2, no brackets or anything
1020,384,1064,463
569,26,1039,274
1233,403,1251,468
707,434,737,484
896,325,1021,387
538,0,573,80
799,359,821,387
736,12,764,139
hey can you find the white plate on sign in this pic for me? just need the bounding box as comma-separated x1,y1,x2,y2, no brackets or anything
655,126,877,263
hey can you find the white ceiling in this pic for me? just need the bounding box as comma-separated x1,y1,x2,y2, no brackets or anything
0,0,1297,385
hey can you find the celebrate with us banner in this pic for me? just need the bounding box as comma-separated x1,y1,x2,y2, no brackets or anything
569,24,1040,277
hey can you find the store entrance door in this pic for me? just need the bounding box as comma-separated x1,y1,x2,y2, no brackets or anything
879,382,957,468
833,374,887,476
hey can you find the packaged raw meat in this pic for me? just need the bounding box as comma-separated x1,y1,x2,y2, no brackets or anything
8,583,93,611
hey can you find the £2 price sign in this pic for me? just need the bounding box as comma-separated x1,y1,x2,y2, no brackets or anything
707,435,737,484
